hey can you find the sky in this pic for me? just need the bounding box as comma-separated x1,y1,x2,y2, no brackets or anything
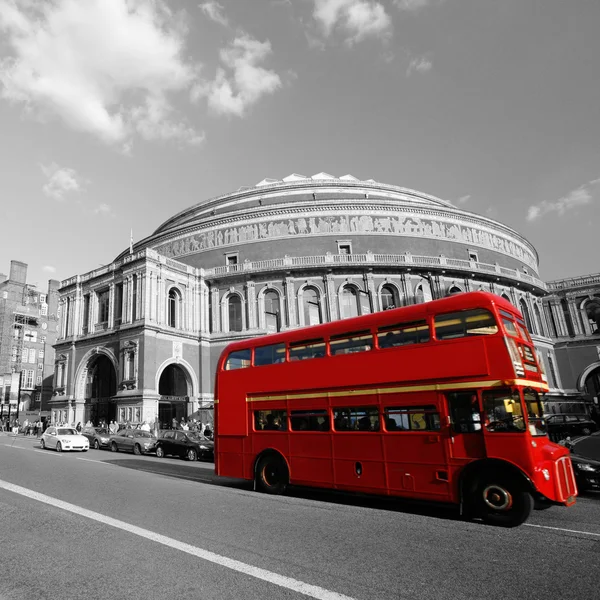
0,0,599,291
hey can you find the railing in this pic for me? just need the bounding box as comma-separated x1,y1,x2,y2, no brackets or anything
204,252,547,290
547,272,600,291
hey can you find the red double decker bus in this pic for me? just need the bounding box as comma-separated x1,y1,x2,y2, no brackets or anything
214,291,576,527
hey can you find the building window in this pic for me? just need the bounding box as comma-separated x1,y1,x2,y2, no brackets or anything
415,284,425,304
97,289,109,324
24,329,37,342
168,288,182,328
226,253,239,267
468,250,478,262
264,290,280,333
36,375,42,386
114,283,123,324
23,370,34,389
340,286,360,319
302,287,322,326
547,354,558,388
40,304,48,316
380,284,398,311
533,304,545,337
132,274,138,322
40,294,46,304
11,346,17,362
13,327,19,340
519,299,534,334
82,294,90,333
560,298,575,337
39,349,44,359
28,348,36,364
337,242,352,255
228,295,243,332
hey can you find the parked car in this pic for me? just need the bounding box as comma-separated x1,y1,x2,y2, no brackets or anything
155,430,214,461
81,426,111,450
40,426,89,453
109,429,157,455
546,414,598,438
565,433,600,492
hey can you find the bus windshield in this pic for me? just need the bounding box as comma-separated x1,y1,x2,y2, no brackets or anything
482,388,526,432
523,388,547,436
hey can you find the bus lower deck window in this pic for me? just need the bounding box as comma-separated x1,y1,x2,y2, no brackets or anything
333,408,379,432
255,410,287,431
385,406,440,431
290,410,330,431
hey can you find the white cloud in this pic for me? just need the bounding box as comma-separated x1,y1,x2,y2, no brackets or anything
42,265,56,274
406,55,432,75
40,162,84,200
457,194,471,205
199,1,228,27
0,0,202,147
94,203,114,216
312,0,391,45
394,0,432,12
193,34,282,117
527,178,600,221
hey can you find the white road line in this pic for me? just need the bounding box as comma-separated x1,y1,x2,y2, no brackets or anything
0,479,356,600
524,523,600,537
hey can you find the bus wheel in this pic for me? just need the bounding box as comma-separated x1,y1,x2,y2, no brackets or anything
476,479,533,527
256,454,288,495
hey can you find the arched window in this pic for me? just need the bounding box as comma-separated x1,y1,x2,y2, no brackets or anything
533,304,545,337
168,288,182,328
380,285,398,311
228,295,243,332
447,285,462,296
340,286,360,319
547,304,559,337
303,287,322,326
502,294,511,303
264,290,280,333
415,285,425,304
519,299,533,333
560,298,575,337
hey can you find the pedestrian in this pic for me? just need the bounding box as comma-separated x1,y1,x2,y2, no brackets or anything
76,422,82,433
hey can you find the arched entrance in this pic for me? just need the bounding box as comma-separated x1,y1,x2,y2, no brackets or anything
84,354,117,425
158,364,190,428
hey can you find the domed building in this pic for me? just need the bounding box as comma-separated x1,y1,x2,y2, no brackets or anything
50,173,556,427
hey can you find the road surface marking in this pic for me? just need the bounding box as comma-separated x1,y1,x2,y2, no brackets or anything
525,523,600,537
0,479,356,600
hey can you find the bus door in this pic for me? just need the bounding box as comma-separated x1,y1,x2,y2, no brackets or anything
446,391,485,462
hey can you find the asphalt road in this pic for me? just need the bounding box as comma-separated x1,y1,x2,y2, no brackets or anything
1,433,599,600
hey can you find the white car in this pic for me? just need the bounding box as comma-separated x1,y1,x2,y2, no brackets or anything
40,426,89,452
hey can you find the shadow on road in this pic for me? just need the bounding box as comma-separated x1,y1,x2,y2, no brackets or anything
103,456,464,523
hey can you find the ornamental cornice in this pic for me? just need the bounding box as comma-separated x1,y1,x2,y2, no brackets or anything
152,205,539,271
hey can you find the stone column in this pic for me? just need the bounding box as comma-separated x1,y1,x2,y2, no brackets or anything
550,301,566,337
246,281,257,330
325,274,337,321
364,272,376,312
108,283,115,329
567,298,584,336
211,287,221,333
285,277,296,327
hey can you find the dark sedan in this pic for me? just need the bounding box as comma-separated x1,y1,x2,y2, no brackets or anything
109,429,157,455
566,433,600,493
81,426,111,450
155,430,214,461
546,414,598,438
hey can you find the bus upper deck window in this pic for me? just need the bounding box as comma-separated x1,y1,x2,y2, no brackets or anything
377,320,429,347
224,349,251,370
330,331,373,355
254,343,286,366
435,309,497,340
289,339,326,361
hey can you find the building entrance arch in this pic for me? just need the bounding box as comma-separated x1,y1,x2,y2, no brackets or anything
157,362,194,428
78,352,117,425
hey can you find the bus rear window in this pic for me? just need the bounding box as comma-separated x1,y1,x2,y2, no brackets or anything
289,339,326,361
224,349,251,370
330,331,373,355
435,309,498,340
377,320,430,348
384,406,440,431
254,343,286,366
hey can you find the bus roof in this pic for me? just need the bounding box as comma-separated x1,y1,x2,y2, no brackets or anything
221,291,521,356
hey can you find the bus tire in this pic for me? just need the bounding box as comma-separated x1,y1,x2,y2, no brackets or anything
255,454,288,495
475,478,534,527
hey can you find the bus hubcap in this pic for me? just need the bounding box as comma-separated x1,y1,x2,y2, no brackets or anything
483,485,513,511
